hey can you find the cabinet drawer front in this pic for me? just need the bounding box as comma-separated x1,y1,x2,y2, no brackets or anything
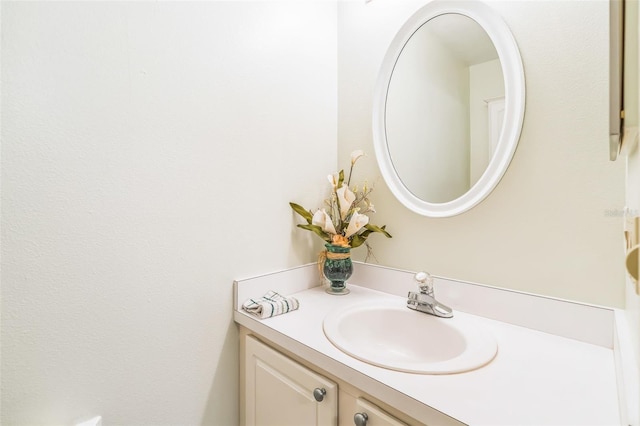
354,398,408,426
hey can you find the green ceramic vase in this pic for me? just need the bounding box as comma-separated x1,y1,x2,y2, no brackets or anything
323,243,353,295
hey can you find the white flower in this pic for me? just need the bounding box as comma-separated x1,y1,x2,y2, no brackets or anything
350,150,365,165
344,212,369,238
312,209,337,235
336,186,355,220
364,198,376,213
327,174,338,189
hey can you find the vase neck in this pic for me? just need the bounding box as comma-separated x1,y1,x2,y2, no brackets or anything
326,251,350,260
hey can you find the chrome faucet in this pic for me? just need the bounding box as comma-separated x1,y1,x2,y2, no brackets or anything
407,272,453,318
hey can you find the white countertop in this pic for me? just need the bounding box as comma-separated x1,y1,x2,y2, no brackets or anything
234,264,621,425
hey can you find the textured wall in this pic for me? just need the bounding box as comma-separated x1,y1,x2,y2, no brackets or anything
338,0,626,307
1,2,336,424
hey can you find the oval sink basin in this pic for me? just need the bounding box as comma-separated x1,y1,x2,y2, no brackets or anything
323,301,498,374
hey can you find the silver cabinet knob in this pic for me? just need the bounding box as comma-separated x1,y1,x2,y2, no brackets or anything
313,388,326,402
354,412,368,426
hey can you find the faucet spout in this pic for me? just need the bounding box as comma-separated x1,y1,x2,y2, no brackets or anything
406,272,453,318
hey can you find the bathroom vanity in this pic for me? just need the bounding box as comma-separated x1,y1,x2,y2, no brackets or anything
234,263,630,425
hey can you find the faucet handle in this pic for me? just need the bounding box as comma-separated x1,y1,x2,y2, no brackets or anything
414,271,433,294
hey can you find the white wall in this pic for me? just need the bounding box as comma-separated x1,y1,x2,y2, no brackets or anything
338,0,626,307
1,1,336,424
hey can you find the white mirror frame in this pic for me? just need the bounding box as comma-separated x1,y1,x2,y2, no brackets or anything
373,0,525,217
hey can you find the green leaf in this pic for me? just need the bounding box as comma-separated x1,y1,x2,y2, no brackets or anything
364,224,392,238
358,229,373,238
289,202,313,224
297,224,330,242
338,169,345,188
350,234,366,248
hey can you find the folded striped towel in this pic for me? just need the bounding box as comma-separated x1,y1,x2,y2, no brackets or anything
242,291,300,319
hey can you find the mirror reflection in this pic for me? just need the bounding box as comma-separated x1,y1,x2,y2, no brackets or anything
386,13,504,203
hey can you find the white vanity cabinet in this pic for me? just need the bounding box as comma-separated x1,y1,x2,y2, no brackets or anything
241,330,423,426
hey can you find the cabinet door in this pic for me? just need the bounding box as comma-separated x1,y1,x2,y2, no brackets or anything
245,335,338,426
341,395,408,426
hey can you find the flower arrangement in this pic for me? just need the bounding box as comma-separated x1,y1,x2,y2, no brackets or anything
289,150,392,252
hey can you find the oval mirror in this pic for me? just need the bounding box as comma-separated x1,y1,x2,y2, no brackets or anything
373,0,525,217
